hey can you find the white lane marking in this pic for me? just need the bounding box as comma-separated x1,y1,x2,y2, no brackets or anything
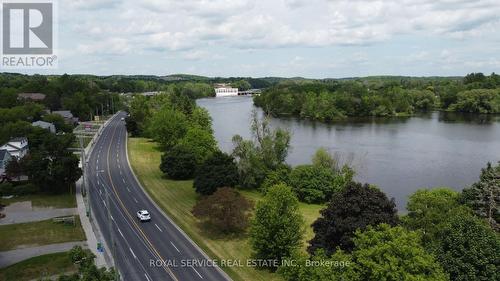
133,197,138,203
191,266,203,279
170,241,180,253
118,164,121,169
99,189,102,195
122,178,125,183
96,159,98,164
126,187,131,192
129,247,137,259
119,170,122,176
117,158,119,163
155,223,162,232
144,274,151,281
117,227,124,238
102,200,106,207
111,215,114,221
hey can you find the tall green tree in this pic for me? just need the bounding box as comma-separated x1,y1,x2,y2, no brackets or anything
159,144,197,180
434,214,500,281
352,224,449,281
250,184,304,270
403,188,470,247
232,110,291,189
193,151,238,195
461,162,500,231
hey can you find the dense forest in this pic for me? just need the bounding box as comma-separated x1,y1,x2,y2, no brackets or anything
254,73,500,121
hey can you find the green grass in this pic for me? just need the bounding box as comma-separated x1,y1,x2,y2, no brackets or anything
128,137,323,281
0,252,76,281
0,217,86,251
0,192,76,209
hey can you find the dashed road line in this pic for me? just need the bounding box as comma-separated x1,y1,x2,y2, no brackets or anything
191,266,203,279
170,241,180,253
155,223,162,232
129,247,137,259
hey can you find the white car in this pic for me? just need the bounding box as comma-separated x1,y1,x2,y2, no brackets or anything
120,117,125,121
136,210,151,222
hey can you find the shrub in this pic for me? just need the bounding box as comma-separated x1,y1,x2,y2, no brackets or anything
159,145,197,180
193,151,238,195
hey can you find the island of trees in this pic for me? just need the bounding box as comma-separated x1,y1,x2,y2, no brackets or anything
254,73,500,121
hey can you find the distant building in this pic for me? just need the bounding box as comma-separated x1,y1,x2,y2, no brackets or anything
32,120,56,133
141,91,160,97
0,137,29,159
52,110,79,124
214,83,238,97
0,149,12,177
17,93,46,102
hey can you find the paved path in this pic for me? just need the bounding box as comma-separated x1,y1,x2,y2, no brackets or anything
0,204,77,225
0,241,87,268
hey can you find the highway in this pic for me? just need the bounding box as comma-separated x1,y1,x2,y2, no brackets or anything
86,112,231,281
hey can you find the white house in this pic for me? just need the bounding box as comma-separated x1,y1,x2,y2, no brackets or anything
214,83,238,97
32,120,56,133
0,149,12,177
0,137,29,159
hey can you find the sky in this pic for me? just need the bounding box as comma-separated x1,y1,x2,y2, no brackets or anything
16,0,500,78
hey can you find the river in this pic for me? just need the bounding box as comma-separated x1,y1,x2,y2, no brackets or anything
197,96,500,210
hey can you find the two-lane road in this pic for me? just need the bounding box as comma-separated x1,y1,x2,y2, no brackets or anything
86,112,230,281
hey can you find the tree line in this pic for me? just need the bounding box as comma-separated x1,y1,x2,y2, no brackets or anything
254,73,500,121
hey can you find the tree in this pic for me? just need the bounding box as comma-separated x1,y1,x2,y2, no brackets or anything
461,162,500,231
55,246,116,281
288,164,341,203
250,184,304,270
308,181,399,254
403,188,470,247
42,113,73,133
232,110,291,189
352,224,449,281
434,214,500,281
147,106,188,150
193,151,238,195
192,187,253,233
177,125,217,165
159,145,197,180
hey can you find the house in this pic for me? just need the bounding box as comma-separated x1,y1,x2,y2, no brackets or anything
0,137,29,159
17,93,46,102
214,83,238,97
52,110,79,124
0,149,12,177
32,120,56,133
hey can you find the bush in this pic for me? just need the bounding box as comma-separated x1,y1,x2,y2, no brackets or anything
192,187,253,233
159,145,197,180
288,164,340,203
193,151,238,195
0,182,37,196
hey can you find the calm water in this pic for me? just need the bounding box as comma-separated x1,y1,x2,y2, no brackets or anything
197,96,500,210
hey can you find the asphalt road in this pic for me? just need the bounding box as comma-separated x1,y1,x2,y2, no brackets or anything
86,112,231,281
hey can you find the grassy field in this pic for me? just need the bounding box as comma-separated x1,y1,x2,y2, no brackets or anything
128,137,323,281
0,252,76,281
0,192,76,209
0,217,86,251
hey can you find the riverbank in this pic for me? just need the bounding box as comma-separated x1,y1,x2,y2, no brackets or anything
197,96,500,210
128,137,322,281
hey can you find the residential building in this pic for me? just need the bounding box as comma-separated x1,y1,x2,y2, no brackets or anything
0,149,11,177
32,120,56,133
17,93,46,102
214,83,238,97
0,137,29,159
52,110,79,124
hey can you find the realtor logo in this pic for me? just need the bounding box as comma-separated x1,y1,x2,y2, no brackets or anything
1,1,57,69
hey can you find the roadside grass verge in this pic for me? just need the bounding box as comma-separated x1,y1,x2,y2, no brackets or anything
0,217,86,251
0,192,76,209
0,252,76,281
128,137,323,281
